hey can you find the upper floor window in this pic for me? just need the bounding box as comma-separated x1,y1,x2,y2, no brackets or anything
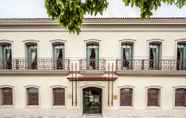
149,42,161,70
86,42,99,69
147,88,160,107
52,42,65,70
27,87,39,105
177,42,186,70
53,87,65,106
120,88,133,106
0,43,12,69
121,42,133,70
25,42,37,69
0,87,13,105
175,88,186,107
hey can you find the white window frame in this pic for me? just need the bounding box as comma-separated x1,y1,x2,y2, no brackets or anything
118,85,135,109
0,85,14,108
50,85,67,109
24,85,40,108
173,86,186,110
0,40,14,69
145,85,162,109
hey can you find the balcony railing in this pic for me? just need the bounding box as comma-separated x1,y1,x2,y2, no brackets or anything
0,58,70,72
79,59,106,71
0,58,185,74
116,59,183,72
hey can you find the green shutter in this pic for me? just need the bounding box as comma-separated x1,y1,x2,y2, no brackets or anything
184,45,186,69
0,46,2,67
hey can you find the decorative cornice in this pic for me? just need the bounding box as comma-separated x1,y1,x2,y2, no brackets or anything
1,18,186,26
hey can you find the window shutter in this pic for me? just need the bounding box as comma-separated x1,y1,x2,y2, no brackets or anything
175,88,186,107
120,88,133,106
148,88,160,106
2,87,13,105
53,88,65,105
27,87,39,105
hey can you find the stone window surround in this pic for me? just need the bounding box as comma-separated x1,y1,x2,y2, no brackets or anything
118,85,135,109
0,85,14,108
50,85,67,109
145,85,162,109
173,86,186,110
24,85,40,108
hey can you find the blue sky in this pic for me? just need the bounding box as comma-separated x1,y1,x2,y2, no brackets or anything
1,0,186,18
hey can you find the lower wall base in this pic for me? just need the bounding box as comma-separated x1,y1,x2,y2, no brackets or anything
0,109,185,118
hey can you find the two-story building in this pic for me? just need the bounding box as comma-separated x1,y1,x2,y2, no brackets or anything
0,18,186,118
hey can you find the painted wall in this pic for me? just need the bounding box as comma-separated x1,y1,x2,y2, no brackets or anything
0,24,186,118
0,76,185,118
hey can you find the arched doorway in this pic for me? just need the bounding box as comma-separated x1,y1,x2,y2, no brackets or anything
83,87,102,114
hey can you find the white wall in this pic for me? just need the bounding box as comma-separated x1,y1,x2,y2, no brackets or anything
0,28,186,60
0,25,186,118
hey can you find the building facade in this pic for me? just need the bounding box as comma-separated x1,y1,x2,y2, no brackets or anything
0,18,186,118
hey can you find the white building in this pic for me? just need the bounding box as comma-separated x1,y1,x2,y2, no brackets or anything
0,18,186,118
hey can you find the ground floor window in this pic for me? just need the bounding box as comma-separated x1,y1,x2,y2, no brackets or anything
0,87,13,105
175,88,186,107
27,87,39,105
120,88,133,106
147,88,160,106
53,87,65,106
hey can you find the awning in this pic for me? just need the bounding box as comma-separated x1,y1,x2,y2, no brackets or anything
67,76,117,81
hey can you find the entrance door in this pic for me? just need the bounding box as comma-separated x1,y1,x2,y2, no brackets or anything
83,87,102,114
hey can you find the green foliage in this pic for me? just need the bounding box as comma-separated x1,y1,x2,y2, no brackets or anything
45,0,186,34
45,0,108,34
123,0,186,18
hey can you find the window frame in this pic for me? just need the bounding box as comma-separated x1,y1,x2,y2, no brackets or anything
145,86,162,109
173,86,186,109
50,85,67,109
84,39,101,59
0,85,14,108
52,87,65,106
149,41,162,70
120,41,134,70
118,85,135,109
0,41,13,69
25,85,40,108
25,42,38,70
52,42,65,70
175,39,186,69
176,41,186,70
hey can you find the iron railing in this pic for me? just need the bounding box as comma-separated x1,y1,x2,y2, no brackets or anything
0,58,70,71
79,59,106,71
0,58,185,73
116,59,182,72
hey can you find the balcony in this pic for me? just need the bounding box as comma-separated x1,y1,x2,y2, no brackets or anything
0,58,70,75
79,59,106,74
116,59,186,76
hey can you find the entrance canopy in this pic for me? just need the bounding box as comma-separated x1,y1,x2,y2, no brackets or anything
67,76,117,81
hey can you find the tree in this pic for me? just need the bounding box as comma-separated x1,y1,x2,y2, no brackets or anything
45,0,186,34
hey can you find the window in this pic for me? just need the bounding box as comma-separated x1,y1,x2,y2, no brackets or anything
175,88,186,107
120,88,133,106
53,87,65,106
121,42,133,70
27,87,39,105
25,42,37,69
177,42,186,70
0,43,12,69
149,42,161,70
0,87,13,105
147,88,160,106
86,42,99,69
52,42,65,69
